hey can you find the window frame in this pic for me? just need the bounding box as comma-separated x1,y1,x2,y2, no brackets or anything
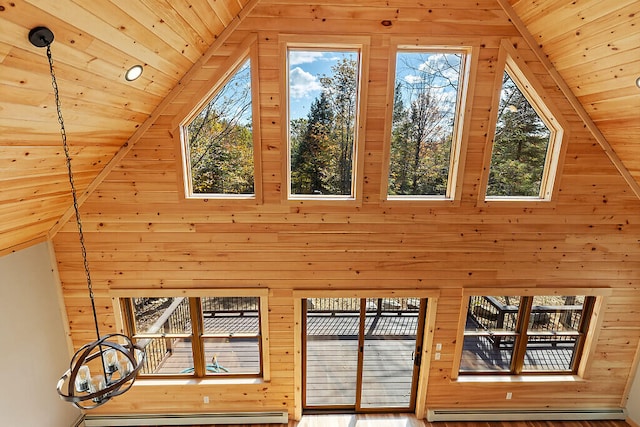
381,42,476,204
281,35,370,205
479,39,568,204
113,289,270,381
176,35,263,203
452,287,609,380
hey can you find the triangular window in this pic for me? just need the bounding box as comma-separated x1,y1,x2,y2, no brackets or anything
485,47,565,201
183,58,256,197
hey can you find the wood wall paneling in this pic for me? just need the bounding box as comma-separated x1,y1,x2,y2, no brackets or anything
49,0,640,419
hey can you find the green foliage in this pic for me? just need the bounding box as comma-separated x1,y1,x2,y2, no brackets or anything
291,93,333,194
290,56,358,196
187,60,254,195
388,52,461,196
487,72,551,197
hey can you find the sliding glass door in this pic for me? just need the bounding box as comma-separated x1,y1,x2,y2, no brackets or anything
303,297,426,411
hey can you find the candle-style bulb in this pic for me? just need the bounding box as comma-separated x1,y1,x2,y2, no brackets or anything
104,348,118,374
117,354,133,378
89,375,107,403
74,365,91,392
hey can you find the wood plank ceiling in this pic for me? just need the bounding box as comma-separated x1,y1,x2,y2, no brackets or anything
0,0,638,255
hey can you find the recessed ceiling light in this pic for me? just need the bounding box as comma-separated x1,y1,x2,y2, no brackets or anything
125,65,143,81
636,76,640,89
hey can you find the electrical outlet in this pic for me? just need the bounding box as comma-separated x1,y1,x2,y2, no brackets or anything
203,396,210,404
434,352,441,360
506,392,512,400
435,343,442,351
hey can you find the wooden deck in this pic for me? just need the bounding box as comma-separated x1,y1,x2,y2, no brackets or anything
461,312,576,372
305,337,416,408
154,315,261,375
306,313,419,409
148,313,572,397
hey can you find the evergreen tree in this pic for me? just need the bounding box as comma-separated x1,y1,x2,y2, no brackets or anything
389,82,412,194
487,72,550,197
290,55,358,196
291,92,333,194
319,57,358,195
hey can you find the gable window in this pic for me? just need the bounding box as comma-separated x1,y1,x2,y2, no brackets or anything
484,44,565,201
287,47,362,199
387,48,469,199
119,293,268,378
459,294,595,375
182,58,256,198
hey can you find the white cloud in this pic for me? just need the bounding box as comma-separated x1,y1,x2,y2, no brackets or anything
418,53,460,81
404,75,423,84
289,51,325,66
289,67,322,98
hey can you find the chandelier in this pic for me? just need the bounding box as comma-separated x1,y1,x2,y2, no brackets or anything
28,26,145,410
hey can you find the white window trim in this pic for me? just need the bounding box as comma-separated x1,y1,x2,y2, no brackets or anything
280,35,370,205
174,34,263,203
380,40,479,206
479,39,569,205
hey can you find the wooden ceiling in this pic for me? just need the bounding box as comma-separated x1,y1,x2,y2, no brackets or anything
0,0,638,255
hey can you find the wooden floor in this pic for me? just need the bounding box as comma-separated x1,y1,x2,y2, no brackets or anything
148,415,631,427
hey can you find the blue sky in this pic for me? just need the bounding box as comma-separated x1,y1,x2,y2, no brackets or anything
394,51,461,110
288,50,357,121
286,50,462,122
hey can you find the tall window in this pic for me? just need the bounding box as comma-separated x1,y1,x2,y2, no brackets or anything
388,49,468,199
183,58,255,197
460,295,595,375
288,48,360,198
120,295,266,378
484,50,564,201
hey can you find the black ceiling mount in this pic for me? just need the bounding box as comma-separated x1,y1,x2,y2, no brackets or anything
28,26,54,48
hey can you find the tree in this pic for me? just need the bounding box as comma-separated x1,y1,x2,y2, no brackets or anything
487,72,551,197
290,55,358,196
389,82,412,194
187,60,254,194
291,93,333,194
319,57,358,195
388,52,461,196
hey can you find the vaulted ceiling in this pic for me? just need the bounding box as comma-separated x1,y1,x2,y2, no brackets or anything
0,0,639,255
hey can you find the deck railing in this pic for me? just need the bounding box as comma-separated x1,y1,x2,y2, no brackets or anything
201,297,259,316
138,297,191,374
468,295,583,348
307,298,420,315
138,297,260,373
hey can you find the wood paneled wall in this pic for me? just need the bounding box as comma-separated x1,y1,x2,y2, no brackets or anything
52,0,640,417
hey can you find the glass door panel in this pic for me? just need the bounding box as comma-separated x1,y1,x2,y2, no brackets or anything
359,298,421,409
305,298,361,407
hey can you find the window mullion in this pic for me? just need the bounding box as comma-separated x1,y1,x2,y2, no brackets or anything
189,297,206,377
512,296,532,374
122,298,136,335
571,296,596,373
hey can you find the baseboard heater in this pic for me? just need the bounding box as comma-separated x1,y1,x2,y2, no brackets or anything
427,408,627,422
84,411,288,426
